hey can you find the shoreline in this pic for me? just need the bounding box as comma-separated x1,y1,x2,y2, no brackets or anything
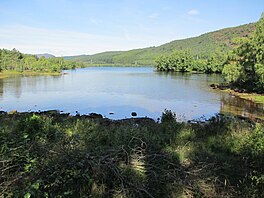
210,83,264,104
0,70,62,79
1,109,262,123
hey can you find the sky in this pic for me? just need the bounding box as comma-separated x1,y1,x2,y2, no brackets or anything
0,0,263,56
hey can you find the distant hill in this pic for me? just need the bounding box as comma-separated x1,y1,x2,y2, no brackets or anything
63,51,123,64
64,23,256,66
36,53,56,59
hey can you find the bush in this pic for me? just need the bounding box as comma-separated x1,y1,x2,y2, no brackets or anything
222,63,242,83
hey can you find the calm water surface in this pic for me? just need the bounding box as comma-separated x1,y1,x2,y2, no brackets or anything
0,67,263,120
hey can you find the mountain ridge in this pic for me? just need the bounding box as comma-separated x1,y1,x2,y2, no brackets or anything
35,53,56,59
64,22,256,66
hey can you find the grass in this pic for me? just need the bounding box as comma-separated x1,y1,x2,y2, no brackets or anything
0,110,263,197
0,70,62,79
222,88,264,104
240,94,264,103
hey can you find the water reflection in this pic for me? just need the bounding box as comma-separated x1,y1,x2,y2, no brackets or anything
220,95,264,120
0,74,62,99
0,67,263,120
12,76,22,98
0,79,3,97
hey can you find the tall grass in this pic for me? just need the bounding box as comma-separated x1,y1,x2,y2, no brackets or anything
0,111,263,197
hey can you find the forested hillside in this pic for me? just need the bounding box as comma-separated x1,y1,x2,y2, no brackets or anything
64,51,123,64
155,14,264,93
65,23,255,66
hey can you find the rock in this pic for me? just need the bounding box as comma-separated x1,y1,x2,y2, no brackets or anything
0,111,7,115
210,84,215,87
236,115,247,120
131,112,137,116
234,88,240,92
8,110,17,114
210,84,218,89
88,113,103,119
61,113,70,117
42,110,60,115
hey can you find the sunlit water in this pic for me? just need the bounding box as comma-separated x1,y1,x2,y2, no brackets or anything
0,67,263,120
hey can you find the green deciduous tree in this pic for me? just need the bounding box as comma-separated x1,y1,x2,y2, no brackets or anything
155,50,194,72
0,49,83,73
222,63,242,83
155,49,227,74
223,13,264,93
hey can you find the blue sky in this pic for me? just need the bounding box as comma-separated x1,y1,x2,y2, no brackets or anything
0,0,263,56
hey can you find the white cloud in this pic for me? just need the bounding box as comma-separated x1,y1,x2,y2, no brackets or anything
187,9,199,16
148,13,160,19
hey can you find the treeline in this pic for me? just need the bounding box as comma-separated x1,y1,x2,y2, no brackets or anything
0,49,85,73
155,13,264,93
155,50,228,73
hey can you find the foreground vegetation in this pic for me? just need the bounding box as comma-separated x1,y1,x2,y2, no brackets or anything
0,110,263,197
0,49,85,74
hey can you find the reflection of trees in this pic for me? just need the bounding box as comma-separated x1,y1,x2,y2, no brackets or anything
171,72,191,81
0,79,3,97
1,74,62,99
0,76,24,99
155,72,225,88
155,71,192,81
220,95,264,119
154,71,171,78
204,73,224,83
12,76,22,98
